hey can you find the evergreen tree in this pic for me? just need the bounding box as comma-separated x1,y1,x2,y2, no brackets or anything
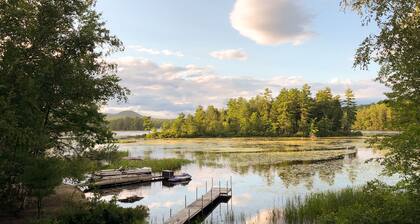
152,85,360,138
342,88,357,132
299,84,313,136
143,116,153,131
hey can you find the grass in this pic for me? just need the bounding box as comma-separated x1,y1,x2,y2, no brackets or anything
114,150,129,158
117,138,140,143
284,182,420,224
106,158,191,172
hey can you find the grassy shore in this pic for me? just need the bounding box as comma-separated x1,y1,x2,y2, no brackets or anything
284,183,419,224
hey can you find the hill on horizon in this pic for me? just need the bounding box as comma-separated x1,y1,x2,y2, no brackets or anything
106,111,172,130
106,110,143,120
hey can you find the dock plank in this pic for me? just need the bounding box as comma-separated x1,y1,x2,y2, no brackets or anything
165,188,231,224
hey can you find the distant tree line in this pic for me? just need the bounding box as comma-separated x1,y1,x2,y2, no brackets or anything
352,103,395,131
108,116,165,131
150,85,360,138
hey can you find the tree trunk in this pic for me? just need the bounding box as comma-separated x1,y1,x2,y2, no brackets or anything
37,197,42,219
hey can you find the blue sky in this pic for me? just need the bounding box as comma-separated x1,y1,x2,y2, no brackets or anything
97,0,386,118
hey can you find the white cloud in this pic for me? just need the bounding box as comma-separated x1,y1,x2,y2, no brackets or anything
210,49,248,61
105,57,387,118
128,45,184,57
230,0,314,45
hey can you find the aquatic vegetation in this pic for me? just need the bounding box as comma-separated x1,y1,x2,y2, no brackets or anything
106,158,191,172
117,138,141,144
195,149,356,168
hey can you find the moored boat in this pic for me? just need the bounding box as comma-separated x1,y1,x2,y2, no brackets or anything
163,179,191,187
94,167,152,177
117,195,144,203
166,173,192,182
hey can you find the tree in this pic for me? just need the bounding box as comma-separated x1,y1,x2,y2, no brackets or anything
21,158,64,218
143,116,153,131
313,88,343,135
274,88,301,135
342,0,420,127
342,0,420,193
353,103,394,130
0,0,128,213
299,84,313,136
342,88,357,132
153,85,358,138
193,106,206,135
309,119,319,138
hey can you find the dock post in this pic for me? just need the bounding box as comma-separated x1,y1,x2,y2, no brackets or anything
219,180,221,190
185,195,187,208
188,209,190,223
211,178,213,188
201,195,204,215
196,187,198,200
205,180,207,192
169,208,172,217
230,176,232,194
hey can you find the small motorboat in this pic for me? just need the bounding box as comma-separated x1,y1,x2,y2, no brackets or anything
166,173,192,182
163,179,191,188
118,195,144,203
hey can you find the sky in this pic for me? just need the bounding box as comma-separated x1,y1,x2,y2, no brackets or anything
96,0,387,118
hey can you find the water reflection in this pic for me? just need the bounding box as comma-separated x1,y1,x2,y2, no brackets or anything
88,137,397,223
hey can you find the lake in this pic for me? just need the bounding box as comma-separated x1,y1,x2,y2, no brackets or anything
91,135,398,224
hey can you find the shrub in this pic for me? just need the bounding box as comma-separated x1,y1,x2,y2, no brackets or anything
33,198,149,224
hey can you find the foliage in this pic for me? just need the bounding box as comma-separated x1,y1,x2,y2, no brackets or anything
341,89,357,132
341,0,420,128
284,182,420,224
142,116,153,131
21,158,64,218
376,125,420,193
0,0,128,213
109,117,146,131
150,85,360,138
342,0,420,193
106,158,191,172
289,1,420,223
32,198,149,224
107,116,166,131
353,103,394,130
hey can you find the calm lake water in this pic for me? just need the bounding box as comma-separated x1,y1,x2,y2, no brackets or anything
92,135,398,224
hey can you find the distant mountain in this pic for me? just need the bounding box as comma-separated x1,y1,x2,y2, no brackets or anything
106,110,173,130
106,110,143,120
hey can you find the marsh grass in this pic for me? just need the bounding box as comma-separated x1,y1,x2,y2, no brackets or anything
115,150,129,158
106,158,191,172
284,183,419,224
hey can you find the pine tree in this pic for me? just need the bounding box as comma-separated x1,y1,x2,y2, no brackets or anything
342,88,356,132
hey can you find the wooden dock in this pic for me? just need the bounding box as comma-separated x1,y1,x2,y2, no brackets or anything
86,175,164,190
165,187,232,224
